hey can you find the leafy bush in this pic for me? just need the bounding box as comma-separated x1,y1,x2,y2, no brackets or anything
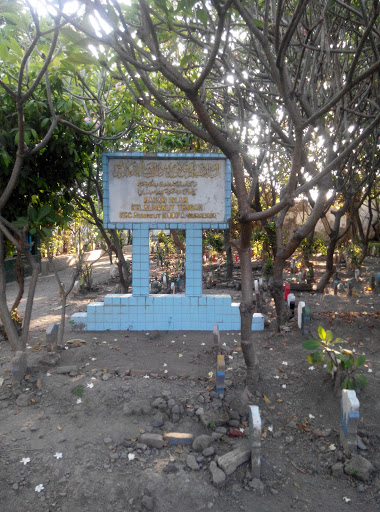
303,327,367,390
205,230,224,253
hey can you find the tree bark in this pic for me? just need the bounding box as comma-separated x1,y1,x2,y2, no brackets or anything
237,222,259,388
223,228,233,279
272,254,286,330
316,239,337,293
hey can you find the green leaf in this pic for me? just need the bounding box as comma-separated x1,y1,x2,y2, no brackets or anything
28,206,37,222
332,337,346,344
0,42,9,61
180,55,192,67
302,338,321,350
325,330,334,343
326,359,334,374
355,355,366,367
196,8,208,25
318,326,326,340
252,18,265,29
356,375,367,389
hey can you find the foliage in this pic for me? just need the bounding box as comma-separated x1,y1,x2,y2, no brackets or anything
157,231,176,255
263,258,273,278
205,231,224,253
302,327,367,390
300,234,328,257
346,240,363,268
76,251,94,291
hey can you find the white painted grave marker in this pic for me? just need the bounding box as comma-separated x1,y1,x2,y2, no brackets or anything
249,405,261,479
298,301,305,329
340,389,360,456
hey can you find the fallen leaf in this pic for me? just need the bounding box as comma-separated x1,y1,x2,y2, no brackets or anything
293,482,300,488
263,395,271,404
57,426,63,431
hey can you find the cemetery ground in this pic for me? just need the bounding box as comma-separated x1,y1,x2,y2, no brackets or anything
1,253,380,512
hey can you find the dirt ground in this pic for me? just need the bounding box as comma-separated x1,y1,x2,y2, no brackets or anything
1,252,380,512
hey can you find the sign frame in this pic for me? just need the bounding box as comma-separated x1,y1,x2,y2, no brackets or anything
102,152,231,230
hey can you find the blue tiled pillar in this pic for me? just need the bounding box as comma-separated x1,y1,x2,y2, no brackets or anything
186,226,203,297
132,226,150,296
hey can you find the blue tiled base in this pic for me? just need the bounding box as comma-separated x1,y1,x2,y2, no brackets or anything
70,295,265,331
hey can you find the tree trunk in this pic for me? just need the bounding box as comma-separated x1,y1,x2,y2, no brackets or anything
316,239,337,293
11,248,24,314
238,222,259,389
272,255,286,331
111,229,131,293
170,229,185,252
223,228,233,279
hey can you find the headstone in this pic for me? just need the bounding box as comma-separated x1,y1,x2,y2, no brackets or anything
334,280,338,295
284,282,291,301
340,389,360,456
354,268,360,281
248,405,261,479
302,305,311,334
46,323,59,352
289,297,295,318
254,280,260,311
203,255,207,264
297,301,305,329
287,293,295,308
213,324,220,351
377,272,380,295
163,274,167,286
171,282,175,294
348,281,353,297
290,258,295,274
370,274,376,293
216,355,225,396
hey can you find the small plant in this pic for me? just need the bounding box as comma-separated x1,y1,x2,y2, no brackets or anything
209,420,216,430
72,385,84,398
303,327,367,390
263,258,273,278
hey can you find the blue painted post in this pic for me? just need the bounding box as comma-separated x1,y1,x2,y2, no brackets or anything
216,355,225,396
185,226,203,297
132,226,150,296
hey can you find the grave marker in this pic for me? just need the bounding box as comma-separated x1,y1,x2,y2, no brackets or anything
340,389,360,456
370,274,376,293
354,268,360,281
377,272,380,295
348,281,353,297
297,301,305,329
46,323,59,352
287,293,295,308
302,305,311,334
334,280,338,295
284,282,291,301
216,355,225,396
213,324,221,351
248,405,261,479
